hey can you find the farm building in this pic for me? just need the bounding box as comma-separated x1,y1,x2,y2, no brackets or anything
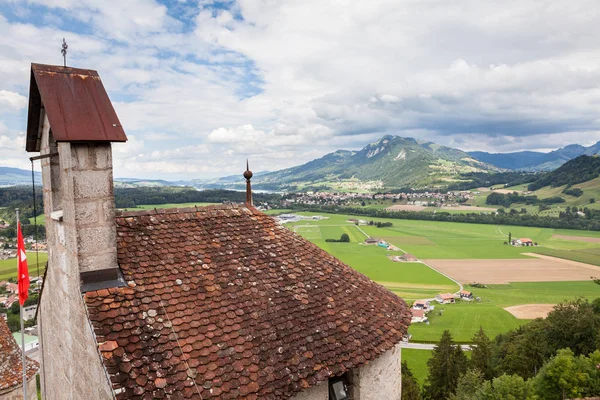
27,62,412,399
411,309,427,323
436,293,457,304
512,238,534,246
412,300,431,311
459,290,473,300
364,237,378,244
400,253,418,262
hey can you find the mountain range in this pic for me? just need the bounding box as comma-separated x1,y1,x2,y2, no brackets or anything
252,136,498,189
468,141,600,171
0,167,41,186
2,137,599,190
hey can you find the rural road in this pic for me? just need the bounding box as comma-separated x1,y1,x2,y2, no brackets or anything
401,342,473,351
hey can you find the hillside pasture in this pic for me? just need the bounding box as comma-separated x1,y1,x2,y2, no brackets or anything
0,252,48,281
409,302,522,343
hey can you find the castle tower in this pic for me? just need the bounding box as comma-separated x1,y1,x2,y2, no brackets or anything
25,63,127,399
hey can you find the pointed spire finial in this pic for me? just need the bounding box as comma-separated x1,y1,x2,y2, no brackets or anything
244,160,253,206
61,38,68,67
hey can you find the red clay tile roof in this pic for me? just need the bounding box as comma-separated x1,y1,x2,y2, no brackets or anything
0,317,39,391
84,204,411,399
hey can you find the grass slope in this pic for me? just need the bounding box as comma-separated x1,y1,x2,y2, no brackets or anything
0,252,48,280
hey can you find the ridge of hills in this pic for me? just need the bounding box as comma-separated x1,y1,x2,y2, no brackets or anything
2,136,600,190
468,141,600,171
252,135,499,190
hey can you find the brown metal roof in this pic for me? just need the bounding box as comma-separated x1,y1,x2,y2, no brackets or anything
26,63,127,152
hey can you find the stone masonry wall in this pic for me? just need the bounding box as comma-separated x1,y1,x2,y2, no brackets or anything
288,343,402,400
37,128,114,400
353,343,402,400
0,376,37,400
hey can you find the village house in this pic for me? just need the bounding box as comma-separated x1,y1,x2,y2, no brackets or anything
22,304,37,321
410,309,427,324
28,63,411,400
412,300,431,311
459,290,473,301
400,254,418,262
0,317,38,400
512,238,534,246
436,293,457,304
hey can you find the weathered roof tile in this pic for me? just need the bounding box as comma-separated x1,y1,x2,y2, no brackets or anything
85,204,410,399
0,318,39,391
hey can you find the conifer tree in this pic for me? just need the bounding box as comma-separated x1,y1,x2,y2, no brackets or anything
470,327,493,380
401,360,422,400
424,330,468,399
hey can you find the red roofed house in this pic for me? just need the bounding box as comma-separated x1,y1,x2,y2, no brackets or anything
410,309,427,323
412,300,430,311
28,63,411,399
436,293,456,304
513,238,533,246
459,290,473,300
0,316,39,399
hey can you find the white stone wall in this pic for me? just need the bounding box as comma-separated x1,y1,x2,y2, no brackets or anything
37,128,114,400
0,376,38,400
353,343,402,400
288,343,402,400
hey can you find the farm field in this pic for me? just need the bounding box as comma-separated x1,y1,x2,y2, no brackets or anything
0,252,48,281
284,212,600,343
529,247,600,267
408,280,600,342
424,257,600,284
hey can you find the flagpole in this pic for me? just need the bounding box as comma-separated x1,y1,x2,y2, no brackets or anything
16,209,27,400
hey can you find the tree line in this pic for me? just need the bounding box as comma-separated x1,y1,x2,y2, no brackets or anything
485,192,566,208
287,204,600,231
0,186,283,239
403,298,600,400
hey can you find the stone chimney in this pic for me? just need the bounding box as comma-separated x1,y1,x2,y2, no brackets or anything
25,63,127,399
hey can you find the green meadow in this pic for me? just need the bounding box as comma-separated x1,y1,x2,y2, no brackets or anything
0,252,48,281
402,349,432,385
402,348,472,385
286,212,600,345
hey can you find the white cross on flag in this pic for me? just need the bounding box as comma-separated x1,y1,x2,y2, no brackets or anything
17,221,30,306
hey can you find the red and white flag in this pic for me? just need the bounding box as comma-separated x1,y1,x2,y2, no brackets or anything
17,222,29,306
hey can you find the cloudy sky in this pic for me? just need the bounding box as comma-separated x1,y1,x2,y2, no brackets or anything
1,0,600,179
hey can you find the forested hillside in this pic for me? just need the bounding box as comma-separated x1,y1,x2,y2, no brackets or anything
528,155,600,191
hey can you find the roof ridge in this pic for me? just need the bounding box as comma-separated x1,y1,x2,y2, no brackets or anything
115,203,247,218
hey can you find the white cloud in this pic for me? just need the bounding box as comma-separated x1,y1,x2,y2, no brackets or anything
1,1,600,179
0,90,27,113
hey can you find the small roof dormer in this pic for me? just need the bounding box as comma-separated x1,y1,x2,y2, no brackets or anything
26,63,127,152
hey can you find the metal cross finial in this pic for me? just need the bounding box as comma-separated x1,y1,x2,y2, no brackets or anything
61,38,68,67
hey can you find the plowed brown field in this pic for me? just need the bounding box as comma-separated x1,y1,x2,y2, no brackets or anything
424,256,600,284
